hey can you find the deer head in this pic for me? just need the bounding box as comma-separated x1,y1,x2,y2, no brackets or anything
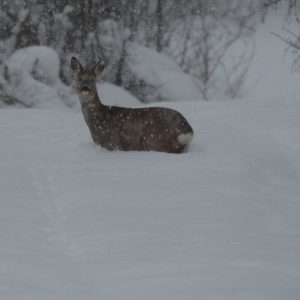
71,57,104,99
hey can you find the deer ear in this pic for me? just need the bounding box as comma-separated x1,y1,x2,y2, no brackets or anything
71,57,83,74
90,61,105,76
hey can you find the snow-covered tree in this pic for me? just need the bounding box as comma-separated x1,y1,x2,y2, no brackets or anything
0,0,259,104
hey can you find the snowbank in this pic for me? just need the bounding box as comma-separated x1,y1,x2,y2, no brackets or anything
97,82,140,107
2,44,200,109
7,46,59,85
127,44,203,102
3,46,75,108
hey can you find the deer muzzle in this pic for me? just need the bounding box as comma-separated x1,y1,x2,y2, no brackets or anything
81,87,91,95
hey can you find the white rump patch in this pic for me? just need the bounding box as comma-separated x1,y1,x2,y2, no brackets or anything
177,132,193,145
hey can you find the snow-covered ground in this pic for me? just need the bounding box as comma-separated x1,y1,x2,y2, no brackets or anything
1,96,300,299
1,8,300,299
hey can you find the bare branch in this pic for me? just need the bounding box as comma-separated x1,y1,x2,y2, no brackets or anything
271,31,300,50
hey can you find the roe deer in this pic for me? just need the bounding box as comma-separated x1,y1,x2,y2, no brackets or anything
71,57,193,153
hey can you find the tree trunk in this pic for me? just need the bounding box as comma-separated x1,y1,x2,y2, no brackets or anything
115,40,127,86
156,0,163,52
15,2,39,49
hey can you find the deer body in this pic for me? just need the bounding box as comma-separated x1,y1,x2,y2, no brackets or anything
71,57,193,153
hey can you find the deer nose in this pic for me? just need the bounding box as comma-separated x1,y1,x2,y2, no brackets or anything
81,86,91,94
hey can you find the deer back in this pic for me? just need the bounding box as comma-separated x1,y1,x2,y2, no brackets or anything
85,104,193,153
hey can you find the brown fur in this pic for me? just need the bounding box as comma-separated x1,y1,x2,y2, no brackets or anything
71,57,193,153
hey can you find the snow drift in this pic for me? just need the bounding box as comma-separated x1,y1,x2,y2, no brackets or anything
1,44,203,107
127,44,203,102
96,82,140,107
0,98,300,299
2,46,75,108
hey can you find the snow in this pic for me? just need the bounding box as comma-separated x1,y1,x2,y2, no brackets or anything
3,44,200,108
244,11,300,101
1,97,300,299
1,9,300,299
97,82,140,107
7,46,60,85
127,44,202,102
4,46,75,108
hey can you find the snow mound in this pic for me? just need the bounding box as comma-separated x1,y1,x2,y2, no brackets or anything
3,46,75,108
127,44,202,102
7,46,60,86
97,82,140,107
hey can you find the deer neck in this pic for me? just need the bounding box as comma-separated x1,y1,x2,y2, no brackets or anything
78,91,102,124
79,89,102,108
